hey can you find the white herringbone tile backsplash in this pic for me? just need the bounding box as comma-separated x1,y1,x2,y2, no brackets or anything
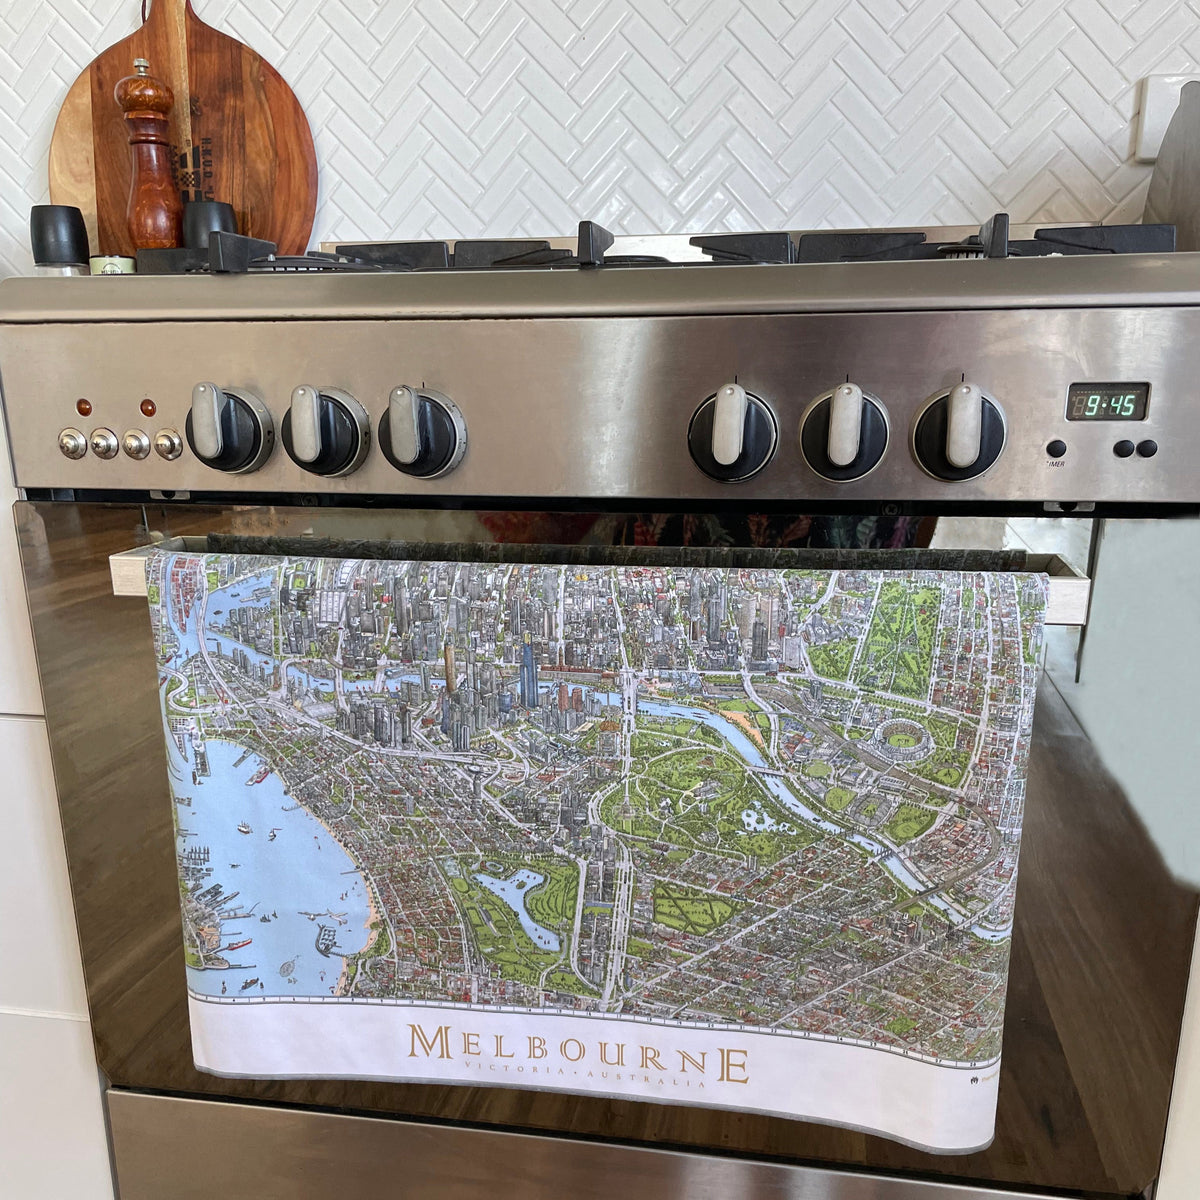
0,0,1197,275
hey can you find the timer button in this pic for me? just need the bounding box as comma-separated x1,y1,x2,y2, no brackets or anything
1137,439,1158,458
122,429,151,460
89,428,119,459
1046,439,1067,459
154,429,183,460
1113,440,1135,458
58,428,87,459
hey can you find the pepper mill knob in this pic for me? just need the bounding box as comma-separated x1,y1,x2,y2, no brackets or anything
115,58,183,251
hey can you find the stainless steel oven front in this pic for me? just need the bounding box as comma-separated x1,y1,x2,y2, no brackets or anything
4,263,1199,1199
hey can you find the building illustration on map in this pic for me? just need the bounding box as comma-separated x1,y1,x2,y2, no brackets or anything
146,551,1045,1146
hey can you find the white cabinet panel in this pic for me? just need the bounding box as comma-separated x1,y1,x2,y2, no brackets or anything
0,409,42,715
0,1011,113,1199
0,715,87,1016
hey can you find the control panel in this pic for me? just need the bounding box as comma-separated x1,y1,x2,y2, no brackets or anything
3,305,1194,508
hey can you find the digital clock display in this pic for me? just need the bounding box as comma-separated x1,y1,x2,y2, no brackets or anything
1066,382,1150,421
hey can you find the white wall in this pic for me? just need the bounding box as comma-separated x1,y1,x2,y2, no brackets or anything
2,0,1200,272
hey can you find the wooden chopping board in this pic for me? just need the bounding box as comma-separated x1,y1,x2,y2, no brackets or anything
49,0,317,257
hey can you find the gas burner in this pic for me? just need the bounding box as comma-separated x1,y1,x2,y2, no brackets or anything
795,212,1176,263
330,212,1176,272
334,221,674,271
333,222,814,271
138,233,381,276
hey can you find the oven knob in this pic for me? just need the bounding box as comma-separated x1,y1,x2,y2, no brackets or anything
186,383,274,474
283,385,371,477
799,383,889,481
913,382,1007,480
688,383,777,482
379,386,467,478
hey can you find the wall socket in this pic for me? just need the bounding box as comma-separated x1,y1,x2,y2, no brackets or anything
1136,75,1200,163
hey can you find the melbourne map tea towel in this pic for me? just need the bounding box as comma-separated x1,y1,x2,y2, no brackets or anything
146,550,1046,1153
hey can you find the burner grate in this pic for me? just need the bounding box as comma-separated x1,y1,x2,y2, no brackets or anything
796,212,1176,263
133,212,1178,276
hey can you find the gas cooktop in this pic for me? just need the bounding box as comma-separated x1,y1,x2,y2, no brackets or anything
134,213,1176,276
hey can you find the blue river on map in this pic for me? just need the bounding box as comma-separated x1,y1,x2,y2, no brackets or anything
284,665,422,695
163,566,373,998
473,869,561,952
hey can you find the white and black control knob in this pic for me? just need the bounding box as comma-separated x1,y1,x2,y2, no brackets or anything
186,382,274,473
379,386,467,478
688,383,778,482
282,386,371,477
912,382,1006,481
799,383,889,481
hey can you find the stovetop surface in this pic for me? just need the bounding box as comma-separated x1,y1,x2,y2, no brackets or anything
5,244,1200,326
129,213,1175,278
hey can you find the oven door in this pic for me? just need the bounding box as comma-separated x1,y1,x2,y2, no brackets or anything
16,498,1195,1200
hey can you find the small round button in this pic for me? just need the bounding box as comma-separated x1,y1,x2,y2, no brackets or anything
154,429,183,460
1046,439,1067,459
89,428,119,459
58,428,87,459
1137,439,1158,458
122,429,151,459
1113,440,1135,458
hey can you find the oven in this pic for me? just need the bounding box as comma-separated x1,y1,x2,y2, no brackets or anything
5,186,1200,1196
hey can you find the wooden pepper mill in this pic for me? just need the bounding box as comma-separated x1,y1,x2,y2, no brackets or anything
114,58,183,250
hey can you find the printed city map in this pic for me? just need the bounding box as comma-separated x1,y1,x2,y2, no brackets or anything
147,551,1046,1151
